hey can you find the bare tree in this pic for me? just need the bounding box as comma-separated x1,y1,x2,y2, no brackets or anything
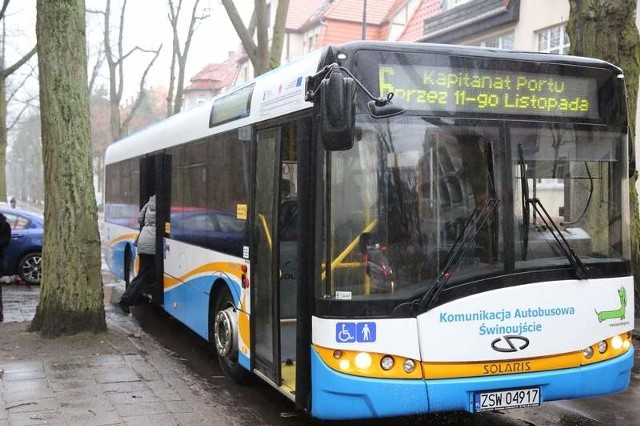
0,0,37,202
166,0,209,116
9,113,43,204
87,44,105,95
221,0,290,76
567,0,640,316
31,0,106,337
90,0,162,140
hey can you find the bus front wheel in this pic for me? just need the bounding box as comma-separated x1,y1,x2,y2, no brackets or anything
210,287,249,383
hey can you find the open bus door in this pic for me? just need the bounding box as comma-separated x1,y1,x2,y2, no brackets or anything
251,125,302,397
140,154,170,306
252,127,283,386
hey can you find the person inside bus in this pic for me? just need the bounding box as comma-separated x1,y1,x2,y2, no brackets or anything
281,178,293,199
119,194,156,314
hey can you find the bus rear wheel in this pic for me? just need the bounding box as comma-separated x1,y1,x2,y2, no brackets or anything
210,287,249,383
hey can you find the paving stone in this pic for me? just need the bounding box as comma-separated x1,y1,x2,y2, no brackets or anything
2,379,54,404
86,354,128,368
105,388,160,404
59,397,119,425
121,413,178,425
113,400,169,417
94,366,141,384
7,408,65,426
0,362,43,374
1,371,46,382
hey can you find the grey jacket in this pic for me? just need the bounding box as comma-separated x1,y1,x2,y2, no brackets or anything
136,195,156,255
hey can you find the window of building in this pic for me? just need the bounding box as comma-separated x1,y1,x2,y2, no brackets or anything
537,24,570,54
443,0,472,10
473,32,514,50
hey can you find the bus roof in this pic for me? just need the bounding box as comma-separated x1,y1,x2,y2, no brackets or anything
105,48,325,165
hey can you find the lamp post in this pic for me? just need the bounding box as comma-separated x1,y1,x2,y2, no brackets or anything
361,0,367,40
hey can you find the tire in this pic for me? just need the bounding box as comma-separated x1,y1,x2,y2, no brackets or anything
210,286,250,383
18,252,42,285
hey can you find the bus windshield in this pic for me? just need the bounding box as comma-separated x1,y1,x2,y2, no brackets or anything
321,115,629,314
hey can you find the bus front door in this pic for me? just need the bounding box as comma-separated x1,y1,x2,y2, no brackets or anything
252,128,283,386
140,154,170,306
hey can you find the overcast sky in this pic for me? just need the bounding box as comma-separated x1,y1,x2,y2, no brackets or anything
6,0,251,100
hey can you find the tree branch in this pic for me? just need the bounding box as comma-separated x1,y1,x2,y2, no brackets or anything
88,45,105,95
220,0,258,68
121,46,162,133
0,0,10,22
1,46,37,79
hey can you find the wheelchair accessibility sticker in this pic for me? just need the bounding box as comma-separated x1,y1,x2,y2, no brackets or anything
336,322,376,343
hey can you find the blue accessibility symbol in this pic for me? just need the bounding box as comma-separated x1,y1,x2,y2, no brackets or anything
335,322,376,343
336,322,356,343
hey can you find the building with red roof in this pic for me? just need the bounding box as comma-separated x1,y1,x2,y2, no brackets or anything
185,0,432,109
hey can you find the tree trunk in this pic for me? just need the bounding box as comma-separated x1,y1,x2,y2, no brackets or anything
31,0,107,337
567,0,640,316
254,0,269,74
270,0,290,68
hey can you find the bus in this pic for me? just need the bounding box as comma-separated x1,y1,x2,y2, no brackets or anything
104,41,634,419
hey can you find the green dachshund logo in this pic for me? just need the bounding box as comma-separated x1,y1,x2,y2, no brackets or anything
595,287,627,322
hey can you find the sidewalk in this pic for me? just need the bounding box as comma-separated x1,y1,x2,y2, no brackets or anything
0,283,234,426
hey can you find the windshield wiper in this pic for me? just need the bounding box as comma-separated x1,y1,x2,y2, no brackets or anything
518,144,530,260
415,196,500,313
518,144,593,279
527,197,593,279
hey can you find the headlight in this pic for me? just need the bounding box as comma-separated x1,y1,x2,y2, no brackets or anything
597,341,608,354
582,346,594,359
611,335,623,350
380,355,394,371
339,359,350,370
403,359,416,373
354,352,372,369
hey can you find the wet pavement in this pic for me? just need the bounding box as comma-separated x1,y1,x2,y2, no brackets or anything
0,281,237,426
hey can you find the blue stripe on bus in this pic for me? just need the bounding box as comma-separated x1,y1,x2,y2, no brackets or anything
163,276,241,340
239,351,250,370
310,346,634,419
310,348,429,419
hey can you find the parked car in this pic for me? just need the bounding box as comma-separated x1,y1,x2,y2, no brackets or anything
170,209,246,256
0,207,43,285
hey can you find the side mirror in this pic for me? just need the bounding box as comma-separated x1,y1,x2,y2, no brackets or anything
319,68,355,151
367,99,406,118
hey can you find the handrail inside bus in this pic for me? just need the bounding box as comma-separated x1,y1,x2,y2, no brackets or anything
257,213,272,249
321,219,378,281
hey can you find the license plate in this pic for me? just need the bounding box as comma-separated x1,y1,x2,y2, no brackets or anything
474,387,540,412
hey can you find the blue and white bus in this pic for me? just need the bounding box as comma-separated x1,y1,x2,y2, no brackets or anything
104,41,634,419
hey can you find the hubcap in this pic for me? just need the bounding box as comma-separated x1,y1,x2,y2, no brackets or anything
214,307,237,359
21,255,42,284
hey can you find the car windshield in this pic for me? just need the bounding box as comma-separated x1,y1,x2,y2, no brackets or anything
319,115,629,312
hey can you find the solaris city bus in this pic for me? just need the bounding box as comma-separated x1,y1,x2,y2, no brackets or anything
104,41,634,419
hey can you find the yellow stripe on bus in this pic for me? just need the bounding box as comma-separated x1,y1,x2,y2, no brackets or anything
314,333,632,380
163,262,244,289
423,352,582,379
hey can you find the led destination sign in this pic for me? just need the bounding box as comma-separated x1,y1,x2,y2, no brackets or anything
378,64,599,119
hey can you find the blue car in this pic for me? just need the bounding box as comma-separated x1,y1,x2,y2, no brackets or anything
170,209,246,256
0,207,43,284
